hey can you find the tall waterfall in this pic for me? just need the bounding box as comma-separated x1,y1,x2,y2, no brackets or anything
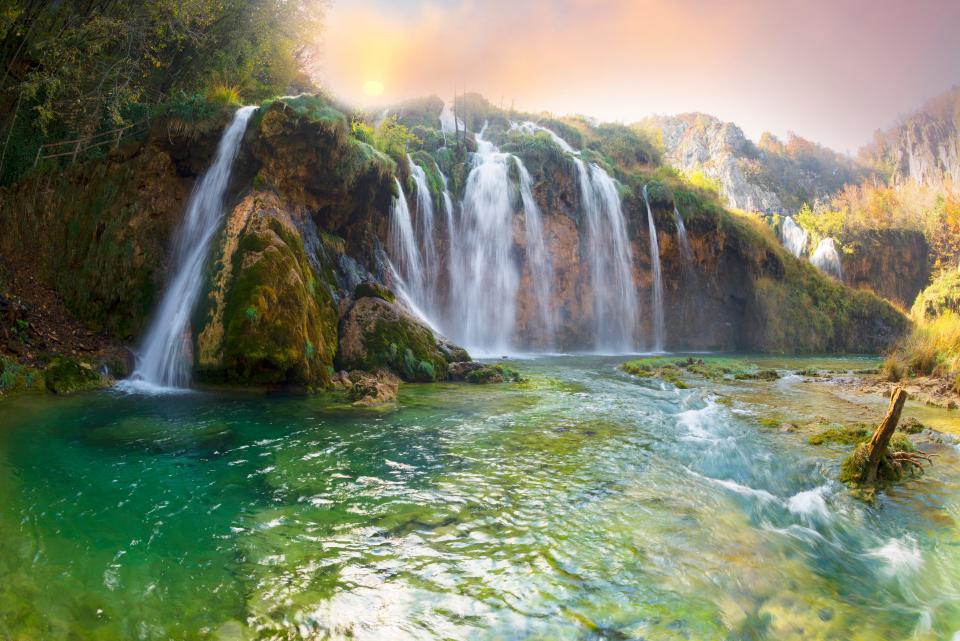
516,157,556,345
450,132,519,354
576,160,639,351
643,185,665,351
388,177,426,304
811,237,843,280
127,106,255,389
781,217,808,257
407,155,439,313
674,207,692,261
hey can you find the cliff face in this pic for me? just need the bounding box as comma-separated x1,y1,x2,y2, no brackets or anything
0,95,910,392
841,230,930,309
647,114,866,214
863,86,960,189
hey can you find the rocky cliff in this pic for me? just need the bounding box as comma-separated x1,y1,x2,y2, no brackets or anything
646,113,866,214
863,86,960,189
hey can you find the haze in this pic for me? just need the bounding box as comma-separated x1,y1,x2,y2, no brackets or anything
322,0,960,153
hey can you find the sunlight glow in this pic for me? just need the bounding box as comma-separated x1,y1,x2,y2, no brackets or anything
363,80,384,97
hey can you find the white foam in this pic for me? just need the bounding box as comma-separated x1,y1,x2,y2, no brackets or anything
868,536,923,576
710,478,779,503
113,379,194,396
787,485,831,520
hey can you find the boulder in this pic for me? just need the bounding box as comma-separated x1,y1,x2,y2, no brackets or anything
336,296,469,382
331,369,400,406
194,191,339,387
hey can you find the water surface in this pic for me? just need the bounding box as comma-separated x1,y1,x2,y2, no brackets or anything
1,356,958,640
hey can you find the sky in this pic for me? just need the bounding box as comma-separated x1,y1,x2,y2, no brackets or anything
321,0,960,153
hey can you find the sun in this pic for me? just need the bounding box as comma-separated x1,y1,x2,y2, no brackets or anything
362,80,384,97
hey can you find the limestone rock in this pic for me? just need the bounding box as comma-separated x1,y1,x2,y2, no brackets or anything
194,190,338,387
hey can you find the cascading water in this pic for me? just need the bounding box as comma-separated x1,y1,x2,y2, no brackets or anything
126,106,255,389
577,161,639,352
407,155,439,313
781,216,808,257
516,157,557,345
811,237,843,280
674,206,693,261
450,131,519,354
643,185,665,352
388,177,426,304
438,101,463,134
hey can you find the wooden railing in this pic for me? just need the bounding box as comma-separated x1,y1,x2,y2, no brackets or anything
33,119,150,168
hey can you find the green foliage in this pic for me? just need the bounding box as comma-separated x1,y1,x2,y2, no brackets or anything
684,170,722,196
795,203,844,243
351,115,418,163
0,0,325,185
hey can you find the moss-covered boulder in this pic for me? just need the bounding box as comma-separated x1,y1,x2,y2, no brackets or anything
43,357,103,394
194,191,338,388
336,296,469,382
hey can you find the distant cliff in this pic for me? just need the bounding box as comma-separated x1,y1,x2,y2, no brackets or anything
862,86,960,189
645,113,867,214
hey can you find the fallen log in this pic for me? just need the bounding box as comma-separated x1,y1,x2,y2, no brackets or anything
862,387,908,484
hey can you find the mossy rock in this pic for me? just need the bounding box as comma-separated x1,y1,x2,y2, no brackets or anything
43,357,103,395
463,364,523,384
353,281,395,303
194,191,338,388
0,357,46,395
336,296,465,382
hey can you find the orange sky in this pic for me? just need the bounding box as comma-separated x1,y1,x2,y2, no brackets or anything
321,0,960,152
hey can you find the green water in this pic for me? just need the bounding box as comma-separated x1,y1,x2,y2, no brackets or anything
1,356,958,640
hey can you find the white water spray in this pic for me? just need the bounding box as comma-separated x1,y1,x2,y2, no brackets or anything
407,155,439,313
674,207,692,261
781,217,808,257
388,177,427,306
643,185,665,351
127,106,255,389
811,237,843,280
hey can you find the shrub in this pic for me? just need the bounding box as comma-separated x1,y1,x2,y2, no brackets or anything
207,84,241,107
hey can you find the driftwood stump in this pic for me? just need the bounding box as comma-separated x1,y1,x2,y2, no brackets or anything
862,387,908,484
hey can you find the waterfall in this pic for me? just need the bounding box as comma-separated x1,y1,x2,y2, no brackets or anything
450,132,519,354
388,177,426,305
674,207,693,261
642,185,665,352
516,157,556,345
126,106,255,389
407,155,439,313
439,171,459,314
781,217,808,257
811,237,843,280
439,101,463,134
576,158,639,352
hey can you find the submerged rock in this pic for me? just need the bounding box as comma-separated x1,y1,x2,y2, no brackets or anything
332,369,400,406
448,362,522,384
336,296,469,382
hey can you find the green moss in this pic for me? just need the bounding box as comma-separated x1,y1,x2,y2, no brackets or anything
354,281,395,303
360,317,447,382
43,357,102,395
839,433,922,487
0,357,45,395
465,364,522,384
809,424,871,446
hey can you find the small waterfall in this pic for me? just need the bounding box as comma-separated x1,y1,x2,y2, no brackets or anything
388,177,426,305
439,171,459,317
127,106,256,389
643,185,665,351
576,158,639,352
781,217,808,257
674,207,692,261
451,132,519,354
516,157,556,344
811,238,843,280
439,101,463,134
407,155,438,312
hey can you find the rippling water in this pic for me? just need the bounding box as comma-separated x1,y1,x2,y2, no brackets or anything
0,356,958,640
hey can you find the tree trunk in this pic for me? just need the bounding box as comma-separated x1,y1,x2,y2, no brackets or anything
863,386,907,484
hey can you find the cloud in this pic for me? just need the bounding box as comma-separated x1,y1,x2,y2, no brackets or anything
321,0,960,151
